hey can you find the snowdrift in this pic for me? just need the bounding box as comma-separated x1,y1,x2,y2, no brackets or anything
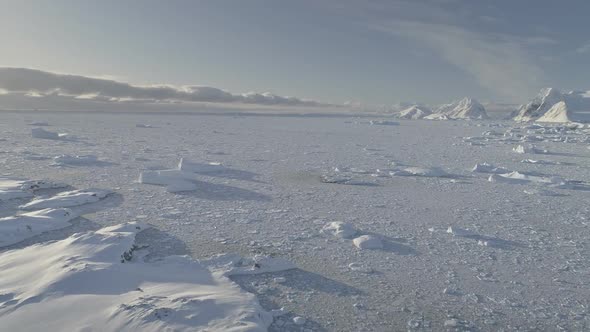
0,177,67,202
19,188,112,210
0,208,78,247
0,223,274,332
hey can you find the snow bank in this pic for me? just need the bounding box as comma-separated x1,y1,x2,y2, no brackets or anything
369,120,399,126
19,188,112,210
0,223,274,331
0,190,31,201
0,177,66,201
0,208,78,247
178,158,224,173
205,253,296,276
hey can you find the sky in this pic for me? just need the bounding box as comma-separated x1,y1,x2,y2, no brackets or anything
1,0,590,106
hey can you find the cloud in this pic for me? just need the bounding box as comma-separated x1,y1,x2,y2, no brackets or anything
0,67,327,107
522,36,558,46
327,0,547,102
577,42,590,54
372,20,545,101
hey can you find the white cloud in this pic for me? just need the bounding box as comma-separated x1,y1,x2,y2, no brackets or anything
372,20,545,101
0,68,327,107
522,36,557,46
577,42,590,54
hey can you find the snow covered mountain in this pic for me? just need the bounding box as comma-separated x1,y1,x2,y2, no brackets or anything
513,88,590,123
536,101,571,123
398,105,432,119
445,98,488,119
425,97,488,120
513,88,563,122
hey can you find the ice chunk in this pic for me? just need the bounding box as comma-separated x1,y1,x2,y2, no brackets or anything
471,163,509,174
447,226,475,237
321,221,358,239
352,235,383,250
31,127,59,139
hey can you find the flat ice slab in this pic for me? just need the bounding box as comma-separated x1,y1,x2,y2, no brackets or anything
53,154,101,166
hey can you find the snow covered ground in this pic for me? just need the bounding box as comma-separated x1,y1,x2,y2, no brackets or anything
1,110,590,331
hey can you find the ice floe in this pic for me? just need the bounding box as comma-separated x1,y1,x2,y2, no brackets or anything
471,163,509,174
178,158,224,173
369,120,399,126
139,158,241,192
27,121,49,126
204,253,296,276
139,169,197,193
488,171,565,186
391,166,449,177
521,159,556,165
52,154,105,166
523,188,564,196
